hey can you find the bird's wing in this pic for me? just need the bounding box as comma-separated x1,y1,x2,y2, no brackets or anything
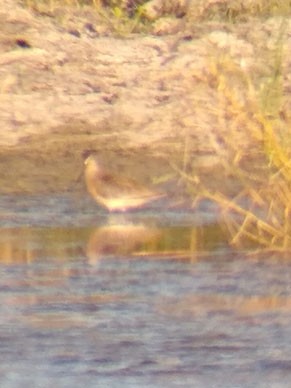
96,172,156,199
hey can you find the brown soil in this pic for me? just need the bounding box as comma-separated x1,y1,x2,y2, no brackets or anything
0,0,290,195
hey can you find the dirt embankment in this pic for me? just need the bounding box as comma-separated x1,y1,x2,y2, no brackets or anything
0,0,290,194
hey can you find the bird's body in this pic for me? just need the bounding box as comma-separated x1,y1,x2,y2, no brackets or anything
84,155,164,212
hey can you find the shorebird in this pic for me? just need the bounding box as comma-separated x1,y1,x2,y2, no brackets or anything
84,154,165,212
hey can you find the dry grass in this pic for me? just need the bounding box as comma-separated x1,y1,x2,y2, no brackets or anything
174,19,291,252
22,0,291,22
192,0,291,22
20,0,291,38
22,0,147,35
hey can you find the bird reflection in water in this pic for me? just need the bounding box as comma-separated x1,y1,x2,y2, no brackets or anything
86,223,161,265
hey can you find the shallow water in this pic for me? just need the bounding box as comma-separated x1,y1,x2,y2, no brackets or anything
1,194,291,387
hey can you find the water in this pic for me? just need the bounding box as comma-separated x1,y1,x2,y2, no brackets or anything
0,194,291,387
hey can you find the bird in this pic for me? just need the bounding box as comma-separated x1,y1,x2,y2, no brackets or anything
83,153,165,212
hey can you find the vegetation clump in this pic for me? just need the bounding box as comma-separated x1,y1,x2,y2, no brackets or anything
177,19,291,252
